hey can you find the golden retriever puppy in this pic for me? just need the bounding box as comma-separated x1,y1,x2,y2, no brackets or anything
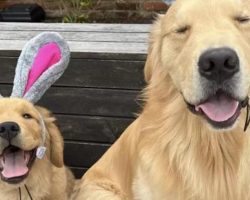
73,0,250,200
0,98,74,200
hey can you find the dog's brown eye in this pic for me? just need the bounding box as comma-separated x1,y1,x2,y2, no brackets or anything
175,26,189,34
23,113,32,119
235,16,250,23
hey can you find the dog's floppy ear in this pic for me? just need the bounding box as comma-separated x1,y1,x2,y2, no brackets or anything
144,45,155,83
36,106,64,167
48,122,64,168
144,15,164,83
11,32,70,103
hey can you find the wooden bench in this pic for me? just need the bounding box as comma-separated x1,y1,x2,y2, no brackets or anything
0,23,150,178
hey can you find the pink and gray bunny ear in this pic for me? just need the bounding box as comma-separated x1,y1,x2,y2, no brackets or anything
11,32,70,103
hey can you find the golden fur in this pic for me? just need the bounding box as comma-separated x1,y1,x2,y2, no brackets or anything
73,0,250,199
0,98,74,200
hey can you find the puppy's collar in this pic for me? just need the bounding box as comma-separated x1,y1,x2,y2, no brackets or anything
36,112,47,159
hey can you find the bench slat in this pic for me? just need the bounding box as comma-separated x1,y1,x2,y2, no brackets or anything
0,57,145,90
0,40,148,54
1,86,141,118
64,141,110,167
57,114,133,143
0,23,151,33
0,23,150,55
40,87,141,118
0,31,148,43
69,167,87,179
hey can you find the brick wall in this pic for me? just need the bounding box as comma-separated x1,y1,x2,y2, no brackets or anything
0,0,169,23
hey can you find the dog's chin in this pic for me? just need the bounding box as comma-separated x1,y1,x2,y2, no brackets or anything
0,145,37,184
186,90,248,130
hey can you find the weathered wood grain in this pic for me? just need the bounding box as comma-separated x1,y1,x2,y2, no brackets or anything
0,57,146,89
0,23,151,33
0,23,150,55
40,87,142,118
0,50,147,60
57,114,133,143
64,141,110,167
0,31,148,43
0,85,142,118
69,167,87,179
0,40,148,54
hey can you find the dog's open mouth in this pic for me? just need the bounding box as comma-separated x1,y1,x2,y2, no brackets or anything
188,91,246,129
0,145,36,184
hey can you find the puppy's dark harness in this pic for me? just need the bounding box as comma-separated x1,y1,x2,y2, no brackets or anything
18,185,33,200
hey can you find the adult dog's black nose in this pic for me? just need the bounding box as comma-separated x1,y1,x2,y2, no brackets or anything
0,122,20,141
198,48,239,83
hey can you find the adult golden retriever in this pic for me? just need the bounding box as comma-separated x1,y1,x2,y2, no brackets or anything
73,0,250,199
0,98,74,200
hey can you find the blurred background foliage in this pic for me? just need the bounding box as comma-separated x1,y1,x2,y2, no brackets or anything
60,0,92,23
0,0,169,23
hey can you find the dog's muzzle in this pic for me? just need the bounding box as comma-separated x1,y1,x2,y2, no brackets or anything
186,47,248,130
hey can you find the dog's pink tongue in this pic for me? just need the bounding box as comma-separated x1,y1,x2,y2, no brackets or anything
196,94,239,122
1,150,28,178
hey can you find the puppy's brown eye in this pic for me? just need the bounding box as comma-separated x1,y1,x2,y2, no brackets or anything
23,113,32,119
235,16,250,23
175,26,190,34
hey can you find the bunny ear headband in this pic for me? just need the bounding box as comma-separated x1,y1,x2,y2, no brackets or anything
0,32,70,159
1,32,70,102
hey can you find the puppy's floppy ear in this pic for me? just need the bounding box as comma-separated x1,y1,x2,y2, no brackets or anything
144,45,155,83
144,15,164,83
48,122,64,168
37,106,64,168
11,32,70,103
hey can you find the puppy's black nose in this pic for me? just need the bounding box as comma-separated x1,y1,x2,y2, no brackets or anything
198,48,239,83
0,122,20,141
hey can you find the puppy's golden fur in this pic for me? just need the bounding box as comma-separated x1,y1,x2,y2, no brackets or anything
74,0,250,200
0,98,74,200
